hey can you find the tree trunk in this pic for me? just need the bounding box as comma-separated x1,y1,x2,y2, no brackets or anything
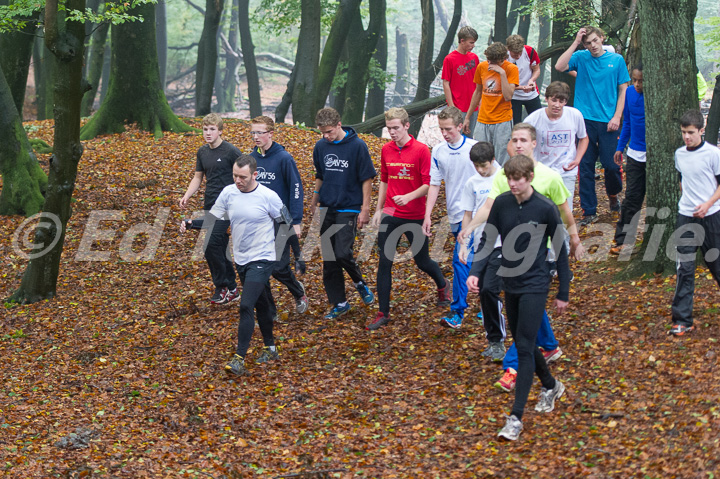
704,74,720,145
239,0,262,117
409,0,461,136
0,3,37,120
341,0,385,124
434,0,451,32
195,0,225,116
221,0,240,112
550,3,575,104
290,0,321,126
0,61,47,216
99,40,110,103
365,17,387,136
517,0,531,40
80,2,194,139
627,0,698,277
506,0,521,34
313,0,362,112
33,36,55,121
275,67,295,123
11,0,86,304
536,8,551,90
393,28,409,107
156,0,168,89
328,45,349,115
494,0,508,42
80,11,109,117
351,94,447,133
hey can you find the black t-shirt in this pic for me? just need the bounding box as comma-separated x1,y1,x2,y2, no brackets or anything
196,140,242,209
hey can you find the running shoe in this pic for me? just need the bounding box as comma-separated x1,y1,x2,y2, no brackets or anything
355,282,375,305
668,324,694,336
324,303,351,320
256,347,279,364
437,280,451,307
494,369,517,392
366,312,391,330
498,414,523,441
609,195,620,213
440,312,462,329
210,287,229,304
535,379,566,413
541,347,563,363
488,342,506,362
609,244,629,256
477,310,483,320
295,282,309,314
225,354,248,376
578,214,599,227
225,288,240,303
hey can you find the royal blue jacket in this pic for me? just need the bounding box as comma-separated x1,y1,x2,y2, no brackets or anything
312,127,376,211
250,142,304,225
617,86,646,153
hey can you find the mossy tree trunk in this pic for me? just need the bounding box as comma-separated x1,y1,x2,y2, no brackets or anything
196,0,224,116
290,0,321,126
238,0,261,117
156,0,168,90
80,7,109,117
220,0,240,112
33,36,55,121
624,0,698,277
0,61,47,217
312,0,361,113
341,0,385,124
80,2,194,139
494,0,508,42
365,18,387,136
0,3,37,120
10,0,85,304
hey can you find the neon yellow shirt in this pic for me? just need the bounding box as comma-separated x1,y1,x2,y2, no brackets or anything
489,161,570,205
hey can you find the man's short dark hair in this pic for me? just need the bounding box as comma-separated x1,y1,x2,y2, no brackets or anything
632,63,643,73
544,81,570,102
458,26,478,42
315,108,341,127
680,110,704,130
504,155,535,181
484,42,508,64
235,154,257,173
470,142,495,166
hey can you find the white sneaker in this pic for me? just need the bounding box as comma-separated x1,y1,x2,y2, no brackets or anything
497,414,523,441
535,379,565,413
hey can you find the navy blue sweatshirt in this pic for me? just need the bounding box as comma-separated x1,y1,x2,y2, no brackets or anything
312,127,376,211
478,190,570,302
250,142,304,224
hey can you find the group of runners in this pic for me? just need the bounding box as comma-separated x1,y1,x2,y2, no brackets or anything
178,25,720,441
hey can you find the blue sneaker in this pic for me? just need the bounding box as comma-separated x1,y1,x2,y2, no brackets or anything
440,312,463,329
477,310,483,320
355,282,375,305
324,303,351,320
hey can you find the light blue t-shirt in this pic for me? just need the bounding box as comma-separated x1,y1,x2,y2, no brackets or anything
566,50,630,123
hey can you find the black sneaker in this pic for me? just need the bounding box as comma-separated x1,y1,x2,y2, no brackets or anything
210,287,229,304
366,312,391,330
578,214,598,227
225,354,248,376
256,347,279,364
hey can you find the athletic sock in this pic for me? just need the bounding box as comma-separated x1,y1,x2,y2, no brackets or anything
268,346,277,352
338,301,348,308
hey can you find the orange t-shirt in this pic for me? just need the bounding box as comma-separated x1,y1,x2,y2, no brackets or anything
474,60,519,124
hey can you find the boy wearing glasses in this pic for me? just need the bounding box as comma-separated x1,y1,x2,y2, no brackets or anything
249,116,308,315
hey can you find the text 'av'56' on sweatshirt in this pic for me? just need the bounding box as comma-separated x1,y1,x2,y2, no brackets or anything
250,141,304,225
380,136,431,220
313,127,377,211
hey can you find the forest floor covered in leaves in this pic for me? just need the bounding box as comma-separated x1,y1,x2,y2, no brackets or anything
1,120,719,478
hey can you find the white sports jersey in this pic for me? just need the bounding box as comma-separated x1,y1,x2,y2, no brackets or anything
508,46,540,101
430,135,479,224
210,183,284,265
525,106,587,178
460,162,502,249
675,142,720,217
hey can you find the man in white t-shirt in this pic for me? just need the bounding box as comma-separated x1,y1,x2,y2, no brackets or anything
210,155,291,376
460,142,505,361
423,106,479,329
524,81,589,206
506,35,542,125
670,110,720,336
